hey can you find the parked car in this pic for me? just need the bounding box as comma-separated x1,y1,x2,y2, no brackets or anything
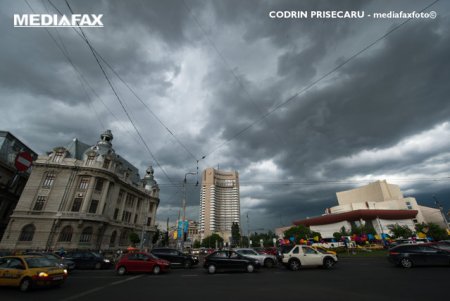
151,248,199,268
203,250,261,274
64,251,112,269
389,239,427,248
234,248,277,268
0,255,67,292
25,252,76,271
115,252,170,275
281,245,338,270
388,243,450,268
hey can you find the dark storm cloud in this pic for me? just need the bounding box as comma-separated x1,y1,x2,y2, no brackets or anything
1,0,449,232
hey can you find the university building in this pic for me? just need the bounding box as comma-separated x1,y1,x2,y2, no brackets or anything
199,168,240,242
0,130,160,251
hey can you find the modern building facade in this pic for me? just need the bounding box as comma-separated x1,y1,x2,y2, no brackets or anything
199,168,240,242
0,131,37,242
293,180,447,238
0,130,159,251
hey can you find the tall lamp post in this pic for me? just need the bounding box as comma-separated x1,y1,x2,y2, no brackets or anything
179,172,197,251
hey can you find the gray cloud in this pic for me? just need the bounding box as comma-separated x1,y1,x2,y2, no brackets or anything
1,0,449,233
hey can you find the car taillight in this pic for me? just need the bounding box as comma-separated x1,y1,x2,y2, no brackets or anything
389,251,399,255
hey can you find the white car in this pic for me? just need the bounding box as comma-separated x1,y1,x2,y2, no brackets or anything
234,248,277,268
282,245,338,270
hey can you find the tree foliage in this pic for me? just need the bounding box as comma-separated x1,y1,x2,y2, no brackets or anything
249,231,277,247
283,225,313,242
201,234,224,248
387,224,413,239
415,222,448,241
129,232,140,246
231,222,241,247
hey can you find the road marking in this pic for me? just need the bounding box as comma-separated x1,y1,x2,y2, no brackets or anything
60,275,143,301
181,274,198,277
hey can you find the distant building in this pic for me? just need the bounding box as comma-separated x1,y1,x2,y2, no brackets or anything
199,168,240,242
0,131,37,241
0,130,159,251
293,180,447,238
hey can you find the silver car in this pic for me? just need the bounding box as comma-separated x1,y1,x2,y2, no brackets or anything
234,248,277,268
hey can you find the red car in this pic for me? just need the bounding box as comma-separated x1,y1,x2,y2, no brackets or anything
115,252,170,275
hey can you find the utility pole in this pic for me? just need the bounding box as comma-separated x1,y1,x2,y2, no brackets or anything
179,172,197,251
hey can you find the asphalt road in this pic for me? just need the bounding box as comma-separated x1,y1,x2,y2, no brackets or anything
1,257,448,301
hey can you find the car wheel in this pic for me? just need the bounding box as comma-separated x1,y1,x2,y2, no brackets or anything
183,260,192,269
19,278,32,292
117,266,127,275
400,258,413,268
246,264,255,273
207,264,216,274
264,258,275,268
323,258,335,269
153,265,161,275
94,262,102,270
288,259,300,271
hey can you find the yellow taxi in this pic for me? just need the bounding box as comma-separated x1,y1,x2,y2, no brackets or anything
0,255,67,292
311,246,337,255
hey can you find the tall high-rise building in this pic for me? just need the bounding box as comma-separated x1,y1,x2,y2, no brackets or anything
199,167,240,242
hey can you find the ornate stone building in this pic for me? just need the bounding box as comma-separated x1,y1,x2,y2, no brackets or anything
0,130,159,251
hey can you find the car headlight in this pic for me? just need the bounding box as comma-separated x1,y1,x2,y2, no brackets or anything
64,269,68,275
103,259,110,263
38,272,49,277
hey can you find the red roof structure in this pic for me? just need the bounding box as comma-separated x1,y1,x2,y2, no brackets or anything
293,209,418,226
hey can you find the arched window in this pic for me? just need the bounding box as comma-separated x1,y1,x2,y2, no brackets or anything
119,229,130,246
19,224,35,241
109,231,117,247
79,227,93,243
58,226,73,242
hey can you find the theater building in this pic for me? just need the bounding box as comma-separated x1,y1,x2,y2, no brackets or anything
293,180,446,238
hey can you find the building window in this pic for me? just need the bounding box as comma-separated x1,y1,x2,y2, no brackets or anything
113,208,119,220
103,159,110,169
88,200,99,214
149,203,154,213
117,190,124,205
19,224,35,241
79,227,93,243
94,179,104,192
33,196,46,211
58,226,73,242
86,155,96,166
79,177,90,190
53,151,65,163
134,214,138,224
42,172,55,188
71,198,83,212
119,230,130,246
122,211,131,223
125,194,135,208
146,217,152,226
110,231,117,247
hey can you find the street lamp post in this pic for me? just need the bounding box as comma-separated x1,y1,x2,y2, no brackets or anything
179,172,197,251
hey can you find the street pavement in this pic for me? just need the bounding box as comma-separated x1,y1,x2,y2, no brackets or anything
1,257,448,301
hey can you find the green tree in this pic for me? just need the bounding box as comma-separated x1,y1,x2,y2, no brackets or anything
231,222,241,247
363,220,377,235
201,234,224,248
193,240,201,248
129,232,140,246
152,227,160,244
283,225,312,243
415,222,449,241
387,224,413,239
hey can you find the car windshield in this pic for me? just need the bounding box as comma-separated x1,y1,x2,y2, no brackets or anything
314,248,328,254
237,249,258,255
25,257,56,268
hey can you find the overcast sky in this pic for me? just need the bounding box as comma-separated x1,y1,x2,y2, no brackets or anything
1,0,449,233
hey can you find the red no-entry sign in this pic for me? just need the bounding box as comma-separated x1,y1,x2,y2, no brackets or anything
15,151,33,172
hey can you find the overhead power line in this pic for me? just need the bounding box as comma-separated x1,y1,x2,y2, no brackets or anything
199,0,441,160
62,0,175,185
